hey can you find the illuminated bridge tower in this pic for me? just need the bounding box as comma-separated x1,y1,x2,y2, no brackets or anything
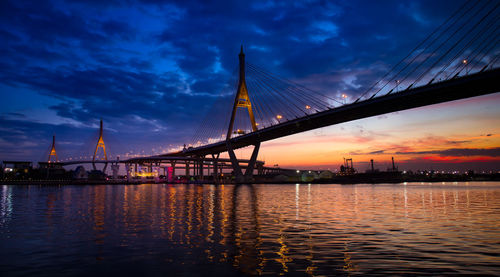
92,119,108,171
48,135,57,163
226,46,260,183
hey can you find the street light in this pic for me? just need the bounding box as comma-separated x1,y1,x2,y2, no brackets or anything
341,93,347,104
462,59,468,75
305,105,311,110
276,114,283,122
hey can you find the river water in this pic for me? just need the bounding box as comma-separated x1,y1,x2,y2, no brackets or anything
1,182,499,276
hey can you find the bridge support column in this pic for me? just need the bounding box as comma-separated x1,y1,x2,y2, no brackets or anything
185,161,190,180
199,156,205,181
245,142,260,179
194,160,198,179
171,162,176,181
226,141,243,182
211,153,220,183
257,163,263,175
111,163,119,179
227,141,260,183
91,161,108,173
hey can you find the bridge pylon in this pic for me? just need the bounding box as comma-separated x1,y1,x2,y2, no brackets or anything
92,119,108,172
226,46,261,183
48,135,57,163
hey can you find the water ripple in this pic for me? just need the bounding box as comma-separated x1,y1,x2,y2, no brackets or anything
0,182,499,276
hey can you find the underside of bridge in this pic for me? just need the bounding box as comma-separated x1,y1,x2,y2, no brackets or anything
120,156,266,183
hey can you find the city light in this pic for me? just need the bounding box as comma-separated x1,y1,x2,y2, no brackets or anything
305,105,311,109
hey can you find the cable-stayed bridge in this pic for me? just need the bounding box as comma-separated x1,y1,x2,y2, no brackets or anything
33,0,500,182
149,53,498,182
145,0,500,182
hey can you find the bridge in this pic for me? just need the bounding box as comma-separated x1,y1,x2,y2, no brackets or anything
149,0,500,182
31,0,500,183
151,50,499,182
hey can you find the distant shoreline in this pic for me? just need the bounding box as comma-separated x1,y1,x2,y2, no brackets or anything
1,176,499,186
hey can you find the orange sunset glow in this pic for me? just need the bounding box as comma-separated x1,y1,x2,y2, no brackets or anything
230,93,500,172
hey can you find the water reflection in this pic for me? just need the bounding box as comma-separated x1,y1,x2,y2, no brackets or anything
0,185,12,226
0,183,499,276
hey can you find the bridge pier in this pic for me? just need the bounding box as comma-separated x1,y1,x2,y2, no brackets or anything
245,142,260,180
211,153,220,183
194,160,198,179
257,163,263,175
199,156,205,180
171,161,176,181
227,141,260,183
111,163,119,179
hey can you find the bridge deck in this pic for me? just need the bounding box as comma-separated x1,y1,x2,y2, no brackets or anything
60,157,265,166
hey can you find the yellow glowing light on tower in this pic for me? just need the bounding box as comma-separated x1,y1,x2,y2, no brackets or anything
305,105,311,110
276,115,283,120
227,46,257,140
93,119,107,162
462,59,468,64
48,135,57,163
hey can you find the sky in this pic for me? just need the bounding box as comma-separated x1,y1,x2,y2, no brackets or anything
0,0,499,172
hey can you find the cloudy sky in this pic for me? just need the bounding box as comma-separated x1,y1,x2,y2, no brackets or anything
1,0,499,172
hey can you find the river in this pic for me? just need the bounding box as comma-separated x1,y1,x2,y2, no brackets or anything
1,182,499,276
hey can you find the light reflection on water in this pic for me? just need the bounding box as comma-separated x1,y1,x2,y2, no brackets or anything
0,182,499,276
